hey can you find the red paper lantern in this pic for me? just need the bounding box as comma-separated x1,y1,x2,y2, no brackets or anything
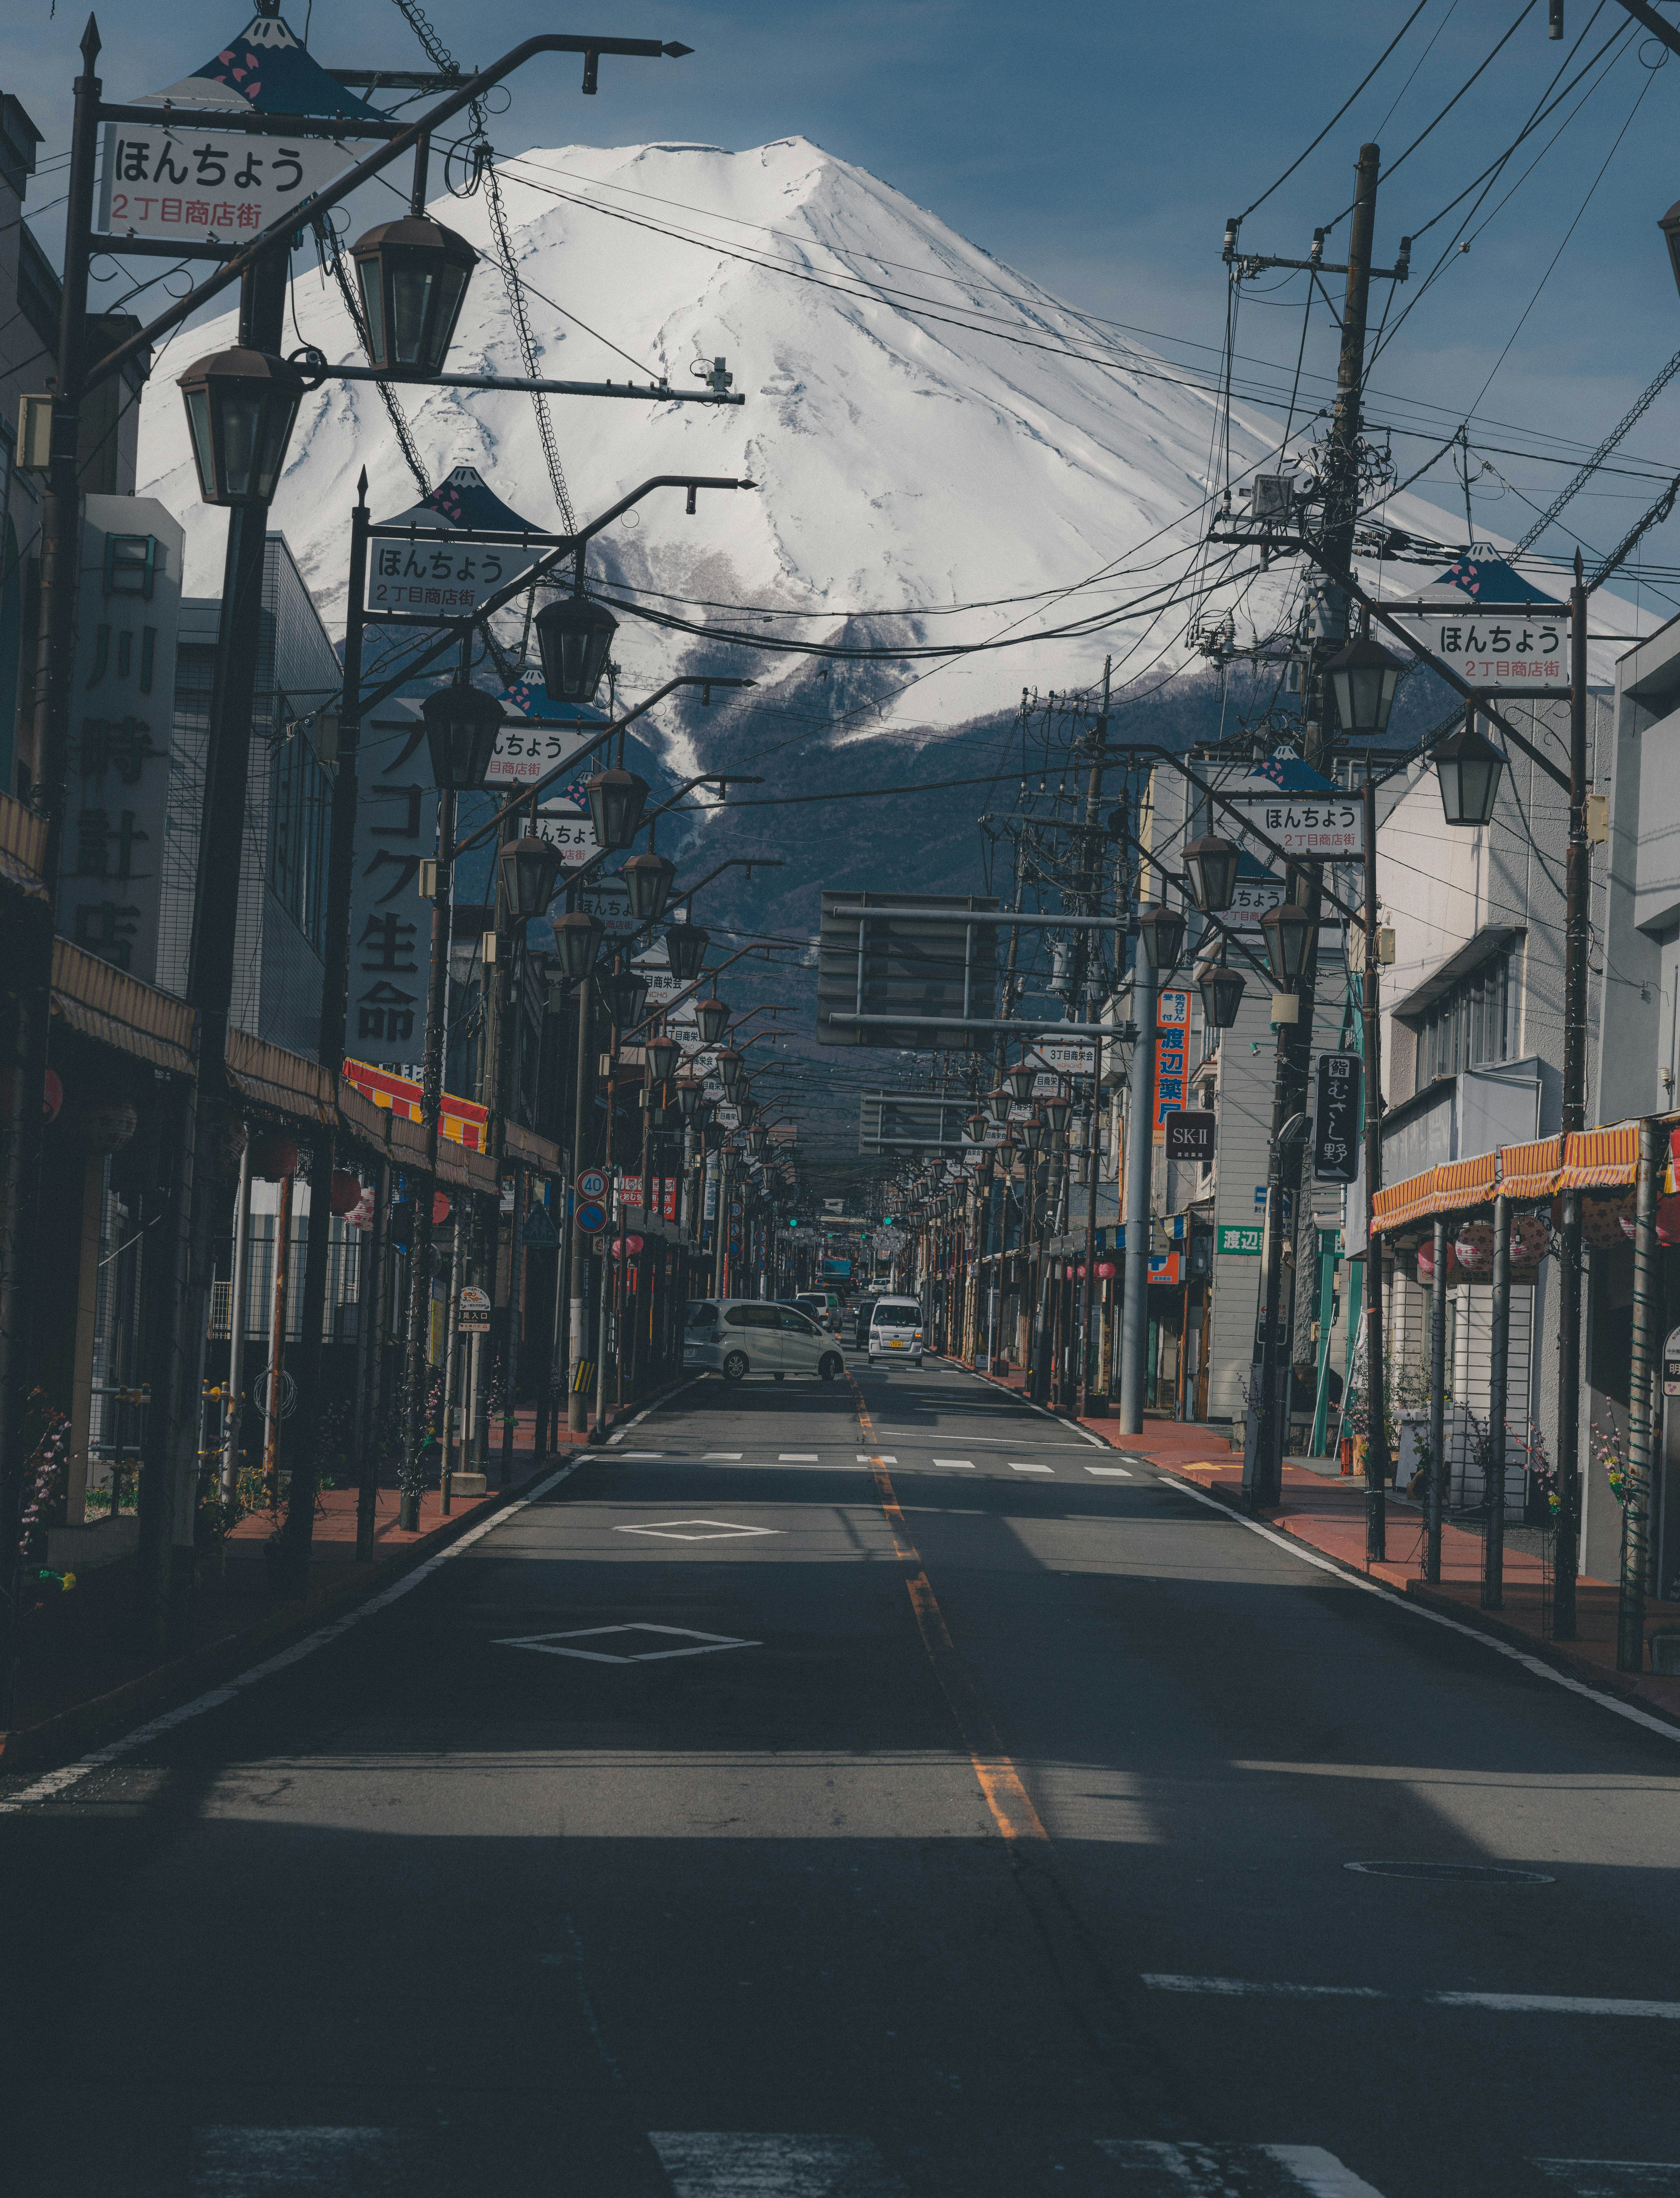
1096,1260,1117,1280
1415,1237,1461,1284
612,1232,646,1258
249,1132,298,1180
329,1170,364,1215
1658,1193,1680,1247
1,1067,63,1122
432,1191,452,1227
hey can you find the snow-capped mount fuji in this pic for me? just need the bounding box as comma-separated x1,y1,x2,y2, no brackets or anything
134,136,1648,737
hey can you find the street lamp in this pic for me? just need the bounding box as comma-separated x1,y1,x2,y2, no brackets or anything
621,849,677,924
715,1047,747,1099
551,907,605,980
984,1085,1012,1126
1043,1092,1071,1137
1005,1059,1038,1103
586,768,649,851
674,1074,703,1121
1434,720,1505,827
176,347,305,508
965,1110,989,1143
1325,632,1403,740
534,593,619,705
694,995,730,1045
1021,1114,1047,1152
498,833,564,922
1197,950,1247,1029
1137,902,1186,973
421,682,504,790
746,1127,767,1157
610,964,651,1029
350,215,477,377
645,1030,679,1087
1181,834,1241,914
664,920,709,982
1259,900,1314,989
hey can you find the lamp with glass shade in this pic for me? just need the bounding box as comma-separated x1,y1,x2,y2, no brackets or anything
673,1074,703,1121
1325,631,1403,739
350,216,476,377
714,1047,747,1098
984,1085,1012,1126
1005,1059,1037,1103
551,907,605,981
1137,902,1186,973
664,920,708,982
621,849,676,924
498,833,564,922
1434,719,1505,826
644,1030,679,1088
421,683,503,791
585,768,649,851
694,995,730,1046
1043,1092,1071,1136
1021,1115,1046,1152
534,593,619,706
1181,833,1241,914
609,965,650,1030
177,348,305,508
1259,900,1314,988
1197,950,1246,1029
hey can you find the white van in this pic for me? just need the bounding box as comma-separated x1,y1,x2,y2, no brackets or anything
684,1298,847,1383
867,1297,924,1365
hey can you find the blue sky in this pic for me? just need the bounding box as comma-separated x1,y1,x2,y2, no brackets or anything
12,0,1680,587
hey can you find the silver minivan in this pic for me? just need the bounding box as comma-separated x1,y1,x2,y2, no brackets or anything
867,1296,924,1365
684,1298,847,1383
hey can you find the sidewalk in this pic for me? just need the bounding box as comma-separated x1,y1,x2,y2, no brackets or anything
959,1362,1680,1729
2,1390,662,1775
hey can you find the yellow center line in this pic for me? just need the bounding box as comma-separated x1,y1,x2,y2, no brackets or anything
850,1377,1047,1844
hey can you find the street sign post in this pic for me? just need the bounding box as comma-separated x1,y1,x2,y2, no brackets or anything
575,1168,609,1203
1165,1110,1216,1165
1312,1052,1362,1183
576,1199,608,1236
458,1285,492,1333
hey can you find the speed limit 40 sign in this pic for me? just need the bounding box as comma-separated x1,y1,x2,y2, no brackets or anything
575,1168,608,1203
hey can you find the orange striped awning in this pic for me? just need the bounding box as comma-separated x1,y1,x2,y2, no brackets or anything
1372,1166,1444,1235
341,1058,490,1153
1434,1151,1499,1214
1497,1135,1563,1203
1556,1124,1639,1191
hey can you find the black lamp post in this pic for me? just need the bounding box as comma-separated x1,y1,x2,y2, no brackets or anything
586,768,650,851
1259,900,1314,990
1021,1115,1046,1152
746,1127,767,1157
716,1047,747,1099
498,833,564,922
645,1030,679,1087
621,849,677,924
177,348,305,507
350,215,477,377
1198,950,1246,1029
1137,902,1186,973
695,995,731,1046
551,907,605,981
421,683,504,790
535,593,619,705
1181,833,1241,914
674,1074,703,1122
1434,719,1505,826
664,921,709,982
610,964,650,1030
984,1085,1012,1126
1005,1060,1038,1103
1325,631,1403,740
1043,1092,1071,1137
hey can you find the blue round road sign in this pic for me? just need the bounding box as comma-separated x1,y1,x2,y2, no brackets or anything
576,1198,608,1234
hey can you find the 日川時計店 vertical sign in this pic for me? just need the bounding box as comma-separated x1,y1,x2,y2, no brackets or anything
1152,987,1190,1142
97,123,373,245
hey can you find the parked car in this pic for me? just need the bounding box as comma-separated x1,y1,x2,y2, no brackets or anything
850,1293,879,1348
866,1296,924,1366
794,1292,840,1333
684,1298,846,1383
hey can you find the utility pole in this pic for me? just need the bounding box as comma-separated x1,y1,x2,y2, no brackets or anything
1076,662,1111,1417
1553,548,1590,1638
1244,142,1380,1512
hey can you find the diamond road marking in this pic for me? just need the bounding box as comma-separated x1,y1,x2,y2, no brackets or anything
495,1624,760,1664
1010,1462,1054,1474
1086,1464,1132,1477
614,1518,781,1541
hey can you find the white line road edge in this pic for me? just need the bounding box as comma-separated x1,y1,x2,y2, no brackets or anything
0,1396,714,1817
932,1358,1680,1751
1143,1974,1680,2018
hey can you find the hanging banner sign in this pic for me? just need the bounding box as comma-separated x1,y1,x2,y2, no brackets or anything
1218,1223,1264,1255
1031,1039,1096,1076
1312,1050,1362,1183
457,1286,492,1334
1225,792,1364,860
1385,601,1567,693
1152,988,1190,1139
97,122,373,245
530,792,601,866
577,879,640,938
1227,873,1285,930
1165,1110,1215,1164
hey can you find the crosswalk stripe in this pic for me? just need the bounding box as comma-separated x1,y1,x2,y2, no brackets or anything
1095,2141,1389,2195
858,1453,897,1463
1532,2163,1680,2194
931,1458,976,1468
779,1453,819,1461
649,2131,904,2194
702,1452,742,1460
1010,1462,1053,1474
1086,1464,1132,1477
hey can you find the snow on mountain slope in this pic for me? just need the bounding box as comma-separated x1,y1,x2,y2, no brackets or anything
135,136,1649,730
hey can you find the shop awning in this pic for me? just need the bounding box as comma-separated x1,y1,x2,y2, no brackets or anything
225,1028,335,1125
1556,1124,1640,1190
51,938,195,1074
0,793,48,902
1495,1135,1563,1203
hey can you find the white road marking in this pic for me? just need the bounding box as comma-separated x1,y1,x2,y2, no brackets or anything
701,1451,742,1460
1086,1464,1133,1477
931,1458,976,1469
191,2125,410,2192
779,1452,819,1461
496,1623,759,1663
858,1453,897,1463
621,1452,665,1460
0,1454,590,1814
1009,1462,1054,1474
1095,2142,1389,2196
649,2131,904,2195
1533,2162,1680,2193
614,1519,780,1541
1144,1974,1680,2019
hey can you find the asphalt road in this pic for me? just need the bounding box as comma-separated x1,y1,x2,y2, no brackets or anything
6,1351,1680,2198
